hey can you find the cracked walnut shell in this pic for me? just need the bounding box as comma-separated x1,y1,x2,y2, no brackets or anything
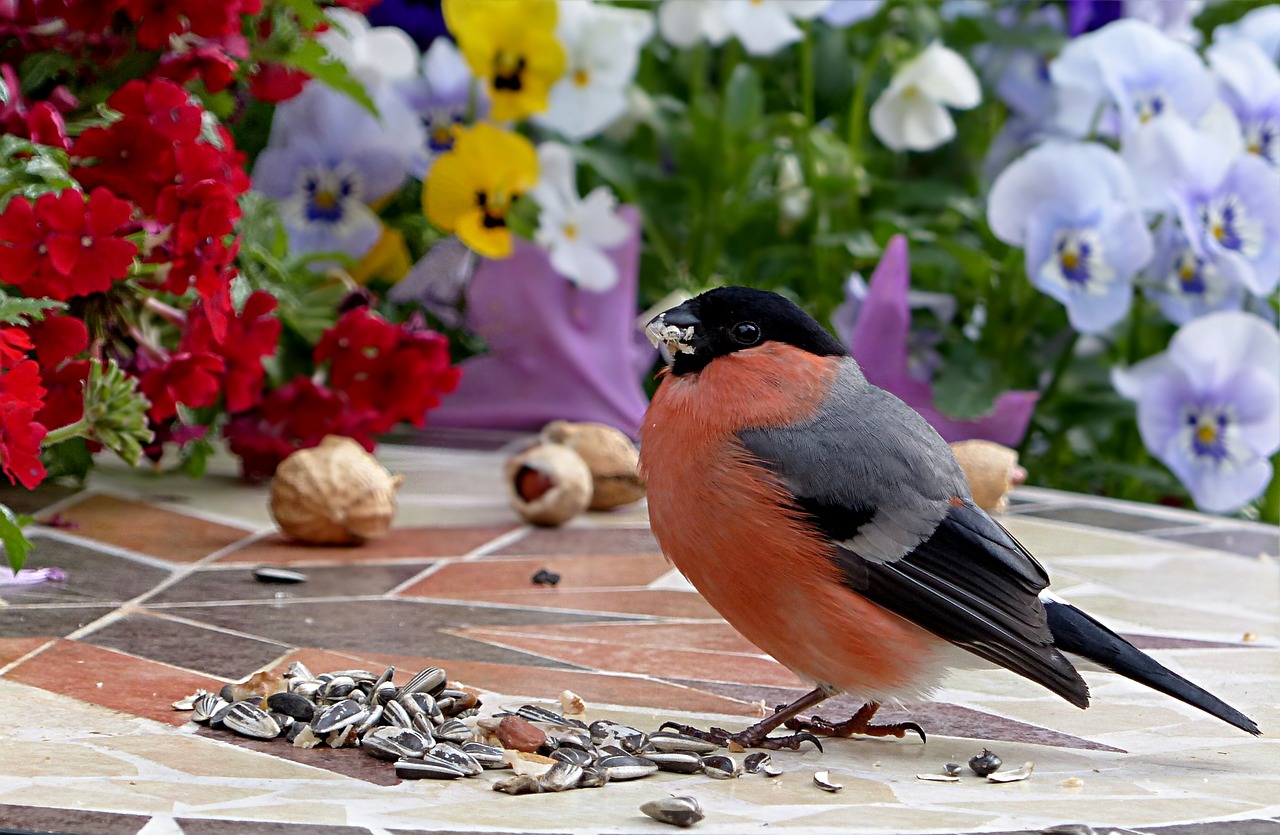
270,436,404,544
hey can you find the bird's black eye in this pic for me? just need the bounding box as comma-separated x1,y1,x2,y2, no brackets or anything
732,321,761,345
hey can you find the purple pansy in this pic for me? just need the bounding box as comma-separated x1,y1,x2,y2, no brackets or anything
394,38,486,178
972,4,1065,125
1146,217,1245,325
1068,1,1203,43
1125,116,1280,296
252,83,424,261
842,236,1039,447
1050,19,1215,138
427,207,653,437
1113,312,1280,513
1207,40,1280,170
832,269,956,384
366,0,449,51
0,566,67,586
988,140,1154,333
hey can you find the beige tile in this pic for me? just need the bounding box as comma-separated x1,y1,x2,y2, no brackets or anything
105,734,345,781
0,740,139,778
1002,517,1184,557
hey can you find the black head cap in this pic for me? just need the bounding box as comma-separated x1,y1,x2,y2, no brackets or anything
647,286,848,376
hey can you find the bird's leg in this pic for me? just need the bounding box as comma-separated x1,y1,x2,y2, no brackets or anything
658,687,829,751
783,701,927,743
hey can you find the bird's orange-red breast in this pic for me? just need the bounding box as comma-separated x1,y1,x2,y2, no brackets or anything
641,342,950,699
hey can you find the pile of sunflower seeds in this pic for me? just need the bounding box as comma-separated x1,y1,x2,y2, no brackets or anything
174,662,781,796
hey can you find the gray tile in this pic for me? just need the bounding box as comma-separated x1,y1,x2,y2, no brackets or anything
1152,527,1280,557
0,803,149,834
82,613,291,679
177,820,371,835
147,562,432,604
0,482,82,516
1020,505,1194,533
1142,822,1280,835
0,606,115,638
170,599,633,668
0,536,170,606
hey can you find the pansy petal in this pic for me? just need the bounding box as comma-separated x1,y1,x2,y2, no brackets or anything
822,0,882,26
1178,454,1273,515
723,0,803,56
989,142,1134,245
1230,365,1280,455
531,142,578,215
1167,311,1280,398
911,43,982,109
550,239,619,292
870,93,954,152
577,188,630,247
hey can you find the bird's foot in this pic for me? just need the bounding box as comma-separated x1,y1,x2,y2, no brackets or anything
657,721,824,752
782,702,926,743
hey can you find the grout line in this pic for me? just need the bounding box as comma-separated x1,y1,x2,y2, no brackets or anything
384,561,450,596
142,609,297,649
29,487,98,519
27,528,182,572
460,525,531,560
146,593,412,609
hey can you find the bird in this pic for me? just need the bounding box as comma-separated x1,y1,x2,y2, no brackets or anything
638,286,1260,750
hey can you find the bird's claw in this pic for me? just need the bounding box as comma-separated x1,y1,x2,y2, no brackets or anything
656,721,824,752
784,713,927,744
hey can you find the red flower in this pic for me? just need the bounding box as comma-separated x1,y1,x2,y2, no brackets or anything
138,351,225,421
155,44,239,93
36,358,89,432
0,64,74,150
23,314,89,368
0,328,34,369
315,309,460,434
249,63,310,103
0,188,138,301
122,0,256,52
0,400,47,489
223,377,376,479
153,178,242,297
182,290,281,414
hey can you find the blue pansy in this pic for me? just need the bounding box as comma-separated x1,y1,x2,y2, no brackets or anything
988,140,1153,333
1113,311,1280,513
1125,116,1280,296
252,83,424,261
1208,40,1280,170
1050,19,1215,138
1146,217,1245,325
394,38,486,178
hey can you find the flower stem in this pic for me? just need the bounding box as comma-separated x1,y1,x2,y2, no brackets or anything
42,418,91,447
143,296,188,328
800,23,815,126
846,41,884,227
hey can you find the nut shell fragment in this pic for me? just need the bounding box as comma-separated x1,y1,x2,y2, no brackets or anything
950,440,1026,513
505,443,593,526
541,420,645,510
270,435,403,544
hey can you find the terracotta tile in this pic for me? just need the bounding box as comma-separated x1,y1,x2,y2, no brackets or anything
215,525,516,565
454,621,766,654
188,728,403,789
0,636,48,668
398,553,670,597
148,561,432,604
42,494,253,563
82,613,291,679
490,527,660,556
357,651,760,717
454,628,807,689
419,588,720,619
4,640,224,725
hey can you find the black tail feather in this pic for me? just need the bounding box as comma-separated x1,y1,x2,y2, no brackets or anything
1045,599,1260,736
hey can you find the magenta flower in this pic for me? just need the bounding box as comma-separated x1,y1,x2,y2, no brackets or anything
840,235,1039,447
427,207,653,437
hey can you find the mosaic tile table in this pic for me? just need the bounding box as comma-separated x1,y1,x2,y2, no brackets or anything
1,435,1277,835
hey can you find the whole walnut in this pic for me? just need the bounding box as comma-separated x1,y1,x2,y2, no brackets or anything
270,436,403,544
541,420,645,510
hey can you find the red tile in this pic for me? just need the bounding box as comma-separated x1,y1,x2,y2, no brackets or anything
459,621,767,654
216,525,517,565
4,639,224,725
454,628,807,689
492,527,661,556
409,587,721,619
0,637,49,669
398,553,671,596
44,494,253,563
356,651,761,717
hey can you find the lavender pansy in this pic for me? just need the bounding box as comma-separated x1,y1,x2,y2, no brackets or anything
1207,40,1280,170
1212,6,1280,63
832,269,956,383
1068,0,1203,43
1146,217,1245,326
988,140,1153,333
428,207,652,436
842,236,1039,447
1113,312,1280,513
972,4,1064,124
821,0,883,28
1124,116,1280,296
395,38,485,177
252,84,424,261
388,237,478,329
1050,19,1215,138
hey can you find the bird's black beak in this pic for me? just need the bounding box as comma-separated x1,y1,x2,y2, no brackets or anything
646,300,701,362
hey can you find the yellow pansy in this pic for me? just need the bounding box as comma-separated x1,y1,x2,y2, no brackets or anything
424,123,538,259
444,0,566,122
352,225,412,285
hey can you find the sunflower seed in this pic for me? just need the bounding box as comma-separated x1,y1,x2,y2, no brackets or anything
598,754,659,781
701,755,740,779
362,727,430,761
645,751,704,774
224,702,281,740
539,760,584,792
813,770,843,792
641,795,705,828
311,698,366,734
252,566,307,584
395,757,465,780
987,761,1034,783
648,731,719,754
266,692,314,722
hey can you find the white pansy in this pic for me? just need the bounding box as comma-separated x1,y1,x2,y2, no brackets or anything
822,0,884,27
319,8,419,87
532,143,632,291
722,0,832,56
870,41,982,152
535,0,654,141
657,0,731,49
1213,6,1280,62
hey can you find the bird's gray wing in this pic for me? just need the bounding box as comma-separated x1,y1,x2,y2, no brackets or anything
739,360,1088,707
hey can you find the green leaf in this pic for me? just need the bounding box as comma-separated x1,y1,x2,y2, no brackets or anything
0,291,66,326
40,435,94,482
932,343,1007,420
180,438,215,479
279,0,329,31
723,64,763,136
283,39,377,115
573,145,640,198
0,504,35,573
82,359,154,466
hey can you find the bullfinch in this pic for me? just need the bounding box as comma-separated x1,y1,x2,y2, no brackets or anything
639,286,1259,750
